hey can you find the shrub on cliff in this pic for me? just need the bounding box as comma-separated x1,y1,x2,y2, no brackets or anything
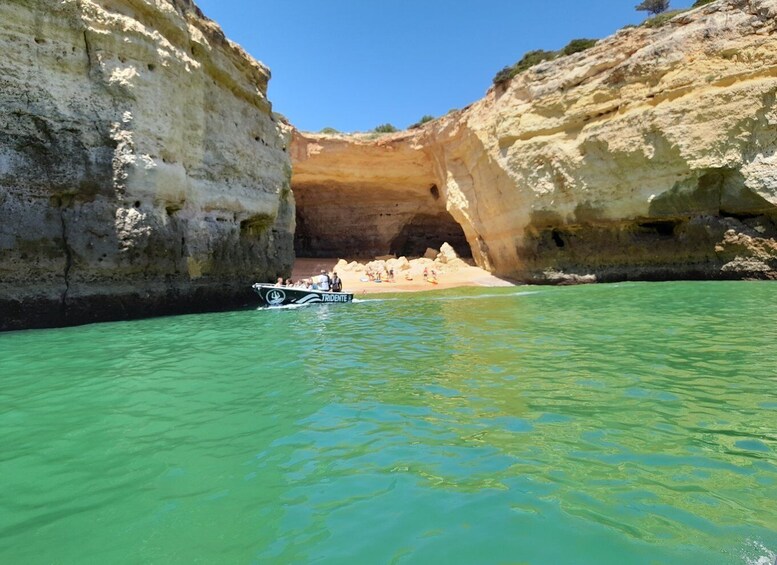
561,38,597,56
493,49,557,86
320,127,339,134
492,41,596,87
493,66,516,86
409,115,434,129
692,0,715,6
373,123,399,133
513,49,557,74
635,0,670,15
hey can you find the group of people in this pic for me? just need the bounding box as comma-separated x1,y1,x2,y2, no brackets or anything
274,270,343,292
366,267,395,283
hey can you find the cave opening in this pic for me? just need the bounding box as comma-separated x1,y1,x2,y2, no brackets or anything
294,205,473,260
638,220,679,237
388,212,472,258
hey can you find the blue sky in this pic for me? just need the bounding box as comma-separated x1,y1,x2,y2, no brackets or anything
195,0,696,132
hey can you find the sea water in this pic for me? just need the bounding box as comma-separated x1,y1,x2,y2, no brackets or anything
1,281,775,564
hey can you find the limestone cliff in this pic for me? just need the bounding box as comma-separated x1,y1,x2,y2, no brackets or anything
0,0,294,330
293,0,777,282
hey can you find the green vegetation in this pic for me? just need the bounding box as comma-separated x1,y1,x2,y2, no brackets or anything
320,127,339,134
561,38,598,56
373,123,399,133
692,0,715,6
409,115,434,129
493,39,597,86
635,0,670,15
642,9,687,27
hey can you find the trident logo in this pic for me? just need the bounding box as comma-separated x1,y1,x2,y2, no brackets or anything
267,289,286,306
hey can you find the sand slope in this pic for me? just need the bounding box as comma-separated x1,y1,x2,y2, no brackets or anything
291,258,514,295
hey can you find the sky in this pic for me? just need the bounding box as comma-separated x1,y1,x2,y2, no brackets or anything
195,0,696,133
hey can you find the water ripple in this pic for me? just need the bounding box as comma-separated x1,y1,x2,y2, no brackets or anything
0,282,775,563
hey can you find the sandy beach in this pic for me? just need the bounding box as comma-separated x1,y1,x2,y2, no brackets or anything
291,257,515,296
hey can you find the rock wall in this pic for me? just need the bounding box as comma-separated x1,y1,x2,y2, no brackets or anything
292,0,777,282
0,0,294,330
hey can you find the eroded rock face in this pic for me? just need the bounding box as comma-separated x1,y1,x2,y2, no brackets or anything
292,0,777,282
0,0,294,330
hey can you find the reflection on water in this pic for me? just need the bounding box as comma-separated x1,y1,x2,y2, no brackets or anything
0,282,775,564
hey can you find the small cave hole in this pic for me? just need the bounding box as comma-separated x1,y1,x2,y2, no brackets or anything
147,63,156,71
430,185,440,200
638,220,678,237
719,210,759,222
34,37,46,45
551,229,565,248
133,200,141,209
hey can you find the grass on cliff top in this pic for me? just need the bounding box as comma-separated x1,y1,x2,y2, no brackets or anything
641,9,689,28
640,0,716,29
493,38,597,86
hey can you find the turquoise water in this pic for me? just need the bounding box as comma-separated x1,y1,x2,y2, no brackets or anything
1,282,776,564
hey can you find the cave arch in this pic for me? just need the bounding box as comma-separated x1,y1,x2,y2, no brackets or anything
389,212,472,258
293,188,473,260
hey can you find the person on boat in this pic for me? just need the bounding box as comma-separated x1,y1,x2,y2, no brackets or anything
331,272,342,293
285,278,293,286
318,270,331,291
275,277,283,286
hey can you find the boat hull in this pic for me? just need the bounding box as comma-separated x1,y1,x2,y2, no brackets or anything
252,284,354,307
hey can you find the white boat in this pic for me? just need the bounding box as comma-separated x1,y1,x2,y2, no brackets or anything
252,283,354,307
